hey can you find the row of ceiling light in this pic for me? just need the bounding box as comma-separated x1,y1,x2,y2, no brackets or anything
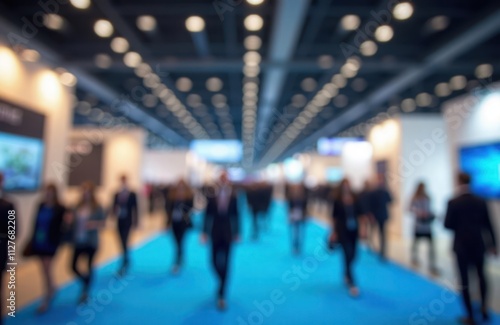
258,1,448,165
339,65,496,137
241,34,263,168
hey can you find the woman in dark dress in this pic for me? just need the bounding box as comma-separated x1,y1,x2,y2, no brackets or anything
29,184,66,313
331,179,367,297
165,179,194,274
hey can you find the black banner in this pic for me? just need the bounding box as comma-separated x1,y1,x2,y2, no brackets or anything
0,98,45,139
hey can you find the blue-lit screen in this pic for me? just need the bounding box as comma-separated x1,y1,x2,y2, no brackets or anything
190,140,243,164
317,137,364,156
0,132,45,192
459,142,500,199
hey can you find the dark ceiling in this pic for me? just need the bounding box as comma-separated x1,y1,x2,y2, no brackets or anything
0,0,499,167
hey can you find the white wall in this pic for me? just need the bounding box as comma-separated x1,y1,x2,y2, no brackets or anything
142,150,189,184
0,45,73,247
443,86,500,243
399,115,453,238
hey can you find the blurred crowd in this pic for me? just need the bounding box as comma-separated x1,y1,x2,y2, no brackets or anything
0,169,497,324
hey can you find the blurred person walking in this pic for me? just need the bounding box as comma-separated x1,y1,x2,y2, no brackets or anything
165,179,194,274
66,182,106,304
285,183,308,255
369,174,392,261
112,175,138,277
25,184,66,313
246,183,261,240
201,171,240,310
332,179,367,297
409,181,438,275
445,172,497,325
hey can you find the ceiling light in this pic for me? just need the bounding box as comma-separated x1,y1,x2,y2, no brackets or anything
44,14,64,30
59,72,77,87
247,0,264,5
475,63,493,79
110,37,129,53
392,2,413,20
416,92,433,107
341,65,357,78
94,19,114,38
401,98,416,112
20,49,40,62
143,73,160,88
317,55,334,69
333,94,348,108
123,51,142,68
95,54,112,69
434,82,451,97
351,78,367,92
340,15,360,31
243,65,260,77
292,94,307,108
244,35,262,50
243,82,258,91
429,16,449,31
212,94,227,108
137,15,157,32
360,40,378,56
135,62,152,77
331,74,347,88
301,78,317,92
186,16,205,32
375,25,394,42
70,0,90,9
76,101,91,115
449,75,467,90
243,51,261,66
244,14,263,31
323,83,339,97
206,77,223,92
143,94,158,108
176,77,193,92
187,94,202,107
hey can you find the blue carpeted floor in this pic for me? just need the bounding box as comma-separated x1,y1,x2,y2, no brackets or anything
11,200,500,325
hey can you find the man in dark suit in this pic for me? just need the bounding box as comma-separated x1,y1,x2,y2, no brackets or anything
0,173,16,325
201,171,240,310
369,174,392,261
445,172,497,325
112,175,138,276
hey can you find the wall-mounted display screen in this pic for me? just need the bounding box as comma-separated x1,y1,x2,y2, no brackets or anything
190,140,242,163
317,137,364,156
459,142,500,199
0,132,45,192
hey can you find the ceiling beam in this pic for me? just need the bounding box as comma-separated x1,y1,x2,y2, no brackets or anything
69,58,500,75
296,0,334,57
254,0,311,155
260,6,500,166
